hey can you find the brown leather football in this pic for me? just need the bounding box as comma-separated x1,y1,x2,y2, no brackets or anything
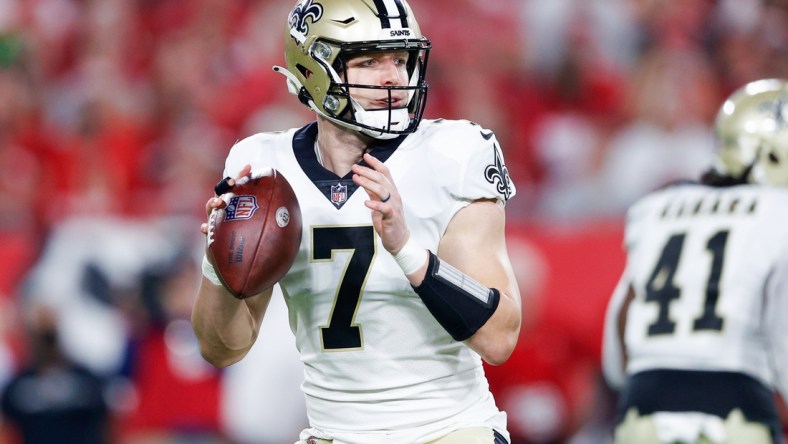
206,168,302,299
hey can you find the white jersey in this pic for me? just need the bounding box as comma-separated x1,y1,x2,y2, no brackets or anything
223,119,515,443
602,182,788,399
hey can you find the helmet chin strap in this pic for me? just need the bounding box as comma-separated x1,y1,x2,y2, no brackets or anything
350,97,409,140
319,105,407,140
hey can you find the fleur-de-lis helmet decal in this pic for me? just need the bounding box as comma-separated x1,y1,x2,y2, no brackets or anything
289,0,323,43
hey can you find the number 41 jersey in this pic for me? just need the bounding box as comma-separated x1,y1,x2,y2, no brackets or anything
602,182,788,399
222,119,515,442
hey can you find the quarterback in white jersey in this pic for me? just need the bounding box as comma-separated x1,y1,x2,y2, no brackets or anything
191,0,522,443
603,78,788,444
223,119,513,442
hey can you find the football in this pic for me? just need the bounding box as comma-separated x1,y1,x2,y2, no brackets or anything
206,168,302,299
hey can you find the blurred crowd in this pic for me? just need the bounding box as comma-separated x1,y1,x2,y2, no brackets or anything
0,0,787,443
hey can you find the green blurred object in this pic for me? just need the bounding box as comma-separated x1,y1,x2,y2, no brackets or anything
0,34,22,68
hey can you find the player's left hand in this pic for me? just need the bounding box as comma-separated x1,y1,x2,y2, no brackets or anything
351,153,410,255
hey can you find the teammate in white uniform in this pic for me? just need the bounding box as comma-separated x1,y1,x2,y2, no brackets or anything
191,1,522,443
602,78,788,444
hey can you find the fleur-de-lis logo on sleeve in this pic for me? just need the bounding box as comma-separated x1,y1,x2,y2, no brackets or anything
289,0,323,37
485,143,513,201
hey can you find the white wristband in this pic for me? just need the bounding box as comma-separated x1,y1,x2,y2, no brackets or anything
202,255,223,286
394,236,428,275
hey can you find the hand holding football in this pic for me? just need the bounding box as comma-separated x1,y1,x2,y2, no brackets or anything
206,168,302,299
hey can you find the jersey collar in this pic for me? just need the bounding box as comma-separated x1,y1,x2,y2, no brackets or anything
292,122,407,209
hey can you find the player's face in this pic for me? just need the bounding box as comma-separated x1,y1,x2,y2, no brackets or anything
344,51,410,111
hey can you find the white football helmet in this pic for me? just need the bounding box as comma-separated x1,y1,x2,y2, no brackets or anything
274,0,431,140
713,78,788,186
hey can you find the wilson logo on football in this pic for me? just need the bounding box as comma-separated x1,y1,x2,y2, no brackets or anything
225,195,259,221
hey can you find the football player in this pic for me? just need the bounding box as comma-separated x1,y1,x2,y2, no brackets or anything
191,0,522,443
602,78,788,444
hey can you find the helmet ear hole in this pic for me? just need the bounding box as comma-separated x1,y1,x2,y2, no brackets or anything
296,64,311,78
768,151,780,164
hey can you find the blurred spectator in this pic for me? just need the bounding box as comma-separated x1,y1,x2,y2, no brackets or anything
485,222,625,443
516,0,639,75
594,45,718,215
117,247,225,443
0,303,110,444
22,217,187,376
710,0,788,93
525,24,628,220
18,214,307,443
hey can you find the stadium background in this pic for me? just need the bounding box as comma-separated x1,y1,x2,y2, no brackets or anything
0,0,786,443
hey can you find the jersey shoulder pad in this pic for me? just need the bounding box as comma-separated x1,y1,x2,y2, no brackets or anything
624,186,683,244
415,119,515,203
416,119,500,154
224,128,299,177
752,187,788,231
756,187,788,210
626,182,698,222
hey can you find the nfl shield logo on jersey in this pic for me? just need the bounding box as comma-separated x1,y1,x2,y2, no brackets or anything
225,195,259,221
331,183,347,206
